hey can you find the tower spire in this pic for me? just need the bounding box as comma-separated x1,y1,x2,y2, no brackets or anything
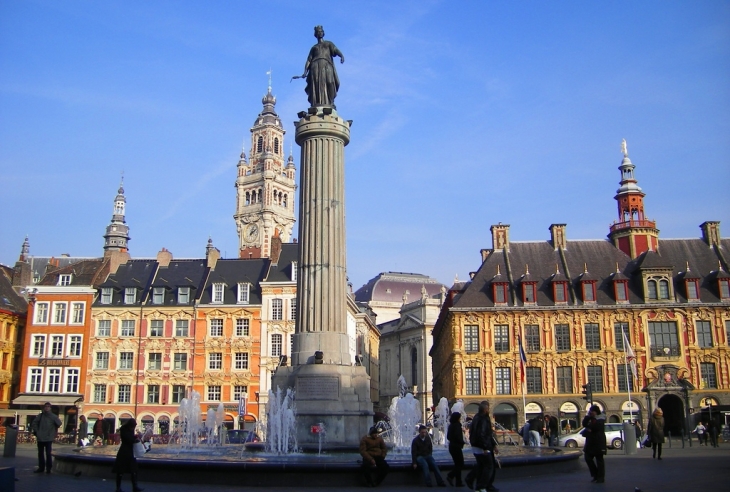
103,179,131,252
608,139,659,258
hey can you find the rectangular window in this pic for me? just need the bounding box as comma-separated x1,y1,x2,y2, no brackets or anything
495,367,511,395
47,368,61,392
95,352,109,369
210,319,224,337
121,320,135,337
554,283,566,302
617,364,634,392
34,302,49,324
71,302,85,324
557,366,573,393
172,385,186,404
234,352,249,370
494,284,507,303
523,284,535,303
271,334,282,357
53,302,67,324
614,323,630,351
587,366,604,392
173,353,188,371
687,281,699,300
271,299,283,320
494,325,509,352
209,353,222,370
93,384,107,403
235,318,250,337
585,323,601,351
119,352,134,370
29,368,43,392
237,283,250,304
152,287,164,305
525,324,540,352
150,319,163,337
175,319,189,337
32,335,46,357
65,368,79,393
124,287,136,305
233,385,248,401
178,287,190,304
148,353,162,370
207,385,221,401
465,367,481,395
68,335,82,357
696,320,713,348
616,282,628,301
50,335,64,357
700,362,717,389
59,274,72,286
526,367,542,394
464,325,479,353
212,283,224,303
97,319,111,336
720,280,730,300
290,298,297,320
649,321,680,356
118,384,131,403
101,288,113,304
555,324,571,352
147,385,160,403
582,282,595,302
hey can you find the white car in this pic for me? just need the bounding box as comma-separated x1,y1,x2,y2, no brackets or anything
558,423,625,449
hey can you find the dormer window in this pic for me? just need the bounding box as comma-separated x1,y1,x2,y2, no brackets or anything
152,287,165,305
291,262,297,282
178,287,190,304
718,279,730,300
212,283,225,303
522,283,536,303
582,282,596,302
237,283,250,304
614,281,629,303
101,288,113,305
553,283,568,303
493,283,508,304
124,287,136,305
646,277,671,300
58,274,72,286
686,279,700,301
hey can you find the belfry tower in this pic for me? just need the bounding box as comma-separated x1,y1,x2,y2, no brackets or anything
608,139,659,258
234,85,296,259
103,180,130,252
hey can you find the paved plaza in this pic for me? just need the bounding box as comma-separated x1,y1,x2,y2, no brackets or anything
2,443,729,492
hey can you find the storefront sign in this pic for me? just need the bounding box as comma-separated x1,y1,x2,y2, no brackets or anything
621,401,639,411
38,358,71,366
525,402,542,413
560,402,578,413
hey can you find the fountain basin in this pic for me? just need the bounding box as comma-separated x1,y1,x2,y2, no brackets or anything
53,446,581,487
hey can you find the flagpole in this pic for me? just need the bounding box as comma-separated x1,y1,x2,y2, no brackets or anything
519,330,527,419
622,326,633,421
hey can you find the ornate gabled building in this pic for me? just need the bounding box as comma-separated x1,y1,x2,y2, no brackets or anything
234,87,296,259
431,144,730,437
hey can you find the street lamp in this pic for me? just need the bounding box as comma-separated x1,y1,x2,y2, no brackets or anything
704,397,713,422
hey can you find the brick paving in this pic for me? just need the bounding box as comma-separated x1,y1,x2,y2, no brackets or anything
2,443,729,492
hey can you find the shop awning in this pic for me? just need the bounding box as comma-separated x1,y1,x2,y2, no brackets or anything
12,394,84,406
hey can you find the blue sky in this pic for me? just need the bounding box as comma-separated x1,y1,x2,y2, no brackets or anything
1,0,729,291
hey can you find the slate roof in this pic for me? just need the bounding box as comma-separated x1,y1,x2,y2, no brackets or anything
96,259,158,306
148,259,209,306
0,266,27,315
263,243,298,283
199,258,270,305
26,256,96,282
36,258,109,287
354,272,445,303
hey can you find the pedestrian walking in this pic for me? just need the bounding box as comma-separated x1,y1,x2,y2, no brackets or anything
582,405,606,484
359,426,389,487
708,418,719,448
692,421,707,445
93,417,104,444
78,414,88,446
112,418,144,492
464,401,498,492
647,408,665,460
446,412,465,487
411,425,446,487
30,402,62,474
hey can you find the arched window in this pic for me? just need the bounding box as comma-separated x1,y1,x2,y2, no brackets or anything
274,138,279,154
245,192,250,206
647,280,658,299
658,279,670,299
283,194,287,208
257,136,263,153
411,347,418,386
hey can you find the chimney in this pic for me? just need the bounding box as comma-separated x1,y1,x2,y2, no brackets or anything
490,224,510,252
270,229,282,265
700,221,721,247
549,224,567,250
157,248,173,267
206,240,220,269
104,249,131,275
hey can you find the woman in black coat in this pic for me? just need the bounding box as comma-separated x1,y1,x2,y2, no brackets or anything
446,412,465,487
112,418,143,492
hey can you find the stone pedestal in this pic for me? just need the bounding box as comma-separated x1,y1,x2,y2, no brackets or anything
271,106,371,448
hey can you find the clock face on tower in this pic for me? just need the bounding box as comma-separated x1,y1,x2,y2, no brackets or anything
245,223,260,243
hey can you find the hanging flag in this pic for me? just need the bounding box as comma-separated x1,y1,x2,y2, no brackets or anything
623,331,637,379
238,396,246,416
518,334,527,383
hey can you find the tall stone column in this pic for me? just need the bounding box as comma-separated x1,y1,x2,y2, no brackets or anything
292,108,351,366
